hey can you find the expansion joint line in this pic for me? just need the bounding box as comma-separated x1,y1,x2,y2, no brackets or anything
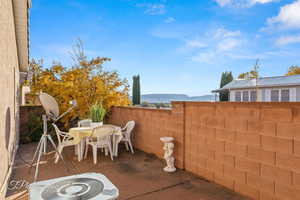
124,177,200,200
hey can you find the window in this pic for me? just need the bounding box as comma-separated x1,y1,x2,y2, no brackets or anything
271,90,279,102
250,91,257,102
281,89,290,102
235,91,241,102
242,91,249,102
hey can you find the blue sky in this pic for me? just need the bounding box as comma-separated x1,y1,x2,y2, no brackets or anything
30,0,300,96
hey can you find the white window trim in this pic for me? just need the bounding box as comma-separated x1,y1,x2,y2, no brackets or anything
242,91,249,102
234,90,258,102
232,88,296,102
270,89,280,102
235,91,242,102
250,90,258,102
290,88,296,102
281,89,290,102
267,88,294,102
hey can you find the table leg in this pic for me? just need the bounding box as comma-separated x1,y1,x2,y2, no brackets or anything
78,139,85,161
75,145,78,155
78,144,81,162
81,139,85,161
113,135,116,156
113,135,122,157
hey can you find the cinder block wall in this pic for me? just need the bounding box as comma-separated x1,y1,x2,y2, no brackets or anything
109,102,300,200
108,102,185,168
0,0,21,198
184,102,300,200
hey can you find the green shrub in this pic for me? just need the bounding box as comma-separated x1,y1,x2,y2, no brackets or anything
26,113,43,143
89,103,106,122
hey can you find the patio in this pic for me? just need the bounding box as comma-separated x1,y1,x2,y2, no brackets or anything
7,143,248,200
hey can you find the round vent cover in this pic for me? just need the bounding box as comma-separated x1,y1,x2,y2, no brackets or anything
41,178,104,200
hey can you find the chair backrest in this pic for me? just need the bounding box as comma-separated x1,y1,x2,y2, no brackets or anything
52,123,62,144
92,126,113,144
123,121,135,139
78,119,92,127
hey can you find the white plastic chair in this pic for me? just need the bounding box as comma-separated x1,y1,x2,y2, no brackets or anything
52,123,80,163
78,119,92,127
119,121,135,154
84,126,114,164
76,119,92,159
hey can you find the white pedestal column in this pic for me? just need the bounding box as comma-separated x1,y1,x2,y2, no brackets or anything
160,137,176,173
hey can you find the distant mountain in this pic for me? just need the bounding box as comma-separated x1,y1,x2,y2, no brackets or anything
189,95,216,101
140,94,215,103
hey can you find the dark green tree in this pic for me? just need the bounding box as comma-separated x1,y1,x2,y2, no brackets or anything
132,75,141,105
219,71,233,101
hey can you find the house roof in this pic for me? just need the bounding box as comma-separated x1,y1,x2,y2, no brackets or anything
212,74,300,92
13,0,31,72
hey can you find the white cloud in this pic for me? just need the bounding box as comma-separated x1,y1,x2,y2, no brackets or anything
191,51,217,64
210,28,243,52
185,40,207,48
225,52,265,59
137,3,166,15
213,28,241,39
151,23,250,63
164,17,175,23
176,27,241,55
189,27,243,63
176,39,207,53
276,34,300,45
217,38,241,51
267,0,300,30
251,0,278,4
215,0,278,8
215,0,233,7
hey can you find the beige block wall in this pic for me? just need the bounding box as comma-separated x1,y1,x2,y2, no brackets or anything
109,102,300,200
184,102,300,200
0,0,21,198
107,103,185,169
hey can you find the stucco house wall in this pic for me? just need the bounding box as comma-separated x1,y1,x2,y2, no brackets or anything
0,0,29,197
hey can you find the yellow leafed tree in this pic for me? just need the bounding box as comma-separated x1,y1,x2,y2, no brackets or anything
286,66,300,76
238,70,258,79
28,40,130,127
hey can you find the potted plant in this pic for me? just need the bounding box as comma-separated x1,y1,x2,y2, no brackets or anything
89,103,106,128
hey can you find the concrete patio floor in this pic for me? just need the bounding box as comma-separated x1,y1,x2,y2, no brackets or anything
7,143,249,200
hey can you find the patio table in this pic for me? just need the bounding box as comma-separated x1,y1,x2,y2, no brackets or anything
69,125,122,160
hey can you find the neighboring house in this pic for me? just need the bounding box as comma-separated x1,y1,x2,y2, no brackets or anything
212,74,300,102
0,0,30,198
